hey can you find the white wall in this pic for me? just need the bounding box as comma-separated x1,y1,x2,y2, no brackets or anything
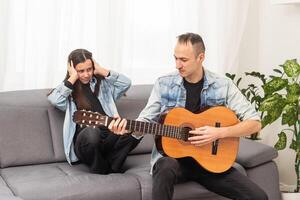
0,1,8,89
238,0,300,191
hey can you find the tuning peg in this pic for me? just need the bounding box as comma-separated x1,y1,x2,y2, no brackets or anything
89,114,93,118
83,113,86,117
93,126,96,128
80,124,83,128
96,115,99,119
89,120,91,124
82,120,85,123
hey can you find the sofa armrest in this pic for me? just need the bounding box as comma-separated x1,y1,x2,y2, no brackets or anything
236,138,278,168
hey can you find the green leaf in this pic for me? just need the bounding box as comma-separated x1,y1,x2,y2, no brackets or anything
250,90,256,96
286,94,299,104
274,132,287,150
269,75,277,79
246,91,251,100
262,111,282,125
263,77,288,95
259,94,286,112
261,115,271,128
241,88,247,96
245,71,267,84
283,59,300,77
282,104,297,126
287,83,300,95
259,94,287,126
245,71,259,77
253,96,263,104
237,77,242,87
290,139,297,151
225,73,236,81
273,69,283,74
290,139,300,152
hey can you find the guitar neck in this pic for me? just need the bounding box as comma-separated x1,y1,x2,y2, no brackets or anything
106,117,186,140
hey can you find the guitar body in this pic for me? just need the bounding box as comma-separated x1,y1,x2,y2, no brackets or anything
156,106,240,173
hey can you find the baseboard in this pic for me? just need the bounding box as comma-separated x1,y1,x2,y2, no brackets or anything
280,183,297,192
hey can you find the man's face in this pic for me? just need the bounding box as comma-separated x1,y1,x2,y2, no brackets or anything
75,59,94,84
174,41,204,80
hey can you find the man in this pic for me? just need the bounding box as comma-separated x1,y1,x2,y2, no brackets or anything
111,33,267,200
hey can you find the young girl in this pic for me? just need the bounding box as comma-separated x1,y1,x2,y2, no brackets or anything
48,49,140,174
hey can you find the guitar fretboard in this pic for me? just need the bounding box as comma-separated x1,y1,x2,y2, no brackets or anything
107,117,188,141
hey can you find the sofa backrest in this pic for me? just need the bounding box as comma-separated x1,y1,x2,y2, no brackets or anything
116,85,154,155
0,85,154,168
0,89,66,168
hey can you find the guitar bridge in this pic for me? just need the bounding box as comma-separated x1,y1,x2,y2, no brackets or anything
212,122,221,155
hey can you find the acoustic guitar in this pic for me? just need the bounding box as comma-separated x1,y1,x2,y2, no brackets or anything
73,106,239,173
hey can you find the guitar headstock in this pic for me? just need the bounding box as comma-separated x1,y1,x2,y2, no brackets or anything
73,110,108,128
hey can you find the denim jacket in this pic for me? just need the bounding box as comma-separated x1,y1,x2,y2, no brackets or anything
137,69,260,174
48,70,131,164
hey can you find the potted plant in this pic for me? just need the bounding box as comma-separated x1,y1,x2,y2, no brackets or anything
225,71,267,140
259,59,300,192
228,59,300,192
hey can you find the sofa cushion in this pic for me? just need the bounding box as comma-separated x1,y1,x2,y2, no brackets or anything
1,163,141,200
0,106,57,168
0,175,13,196
0,173,23,199
129,135,154,155
123,154,152,171
0,195,23,200
237,138,278,168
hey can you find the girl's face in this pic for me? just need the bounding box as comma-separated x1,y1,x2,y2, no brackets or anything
75,59,93,84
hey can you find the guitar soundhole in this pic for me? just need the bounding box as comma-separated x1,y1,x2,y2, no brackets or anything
180,127,192,141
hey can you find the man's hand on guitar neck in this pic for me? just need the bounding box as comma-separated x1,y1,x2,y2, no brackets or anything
188,126,225,146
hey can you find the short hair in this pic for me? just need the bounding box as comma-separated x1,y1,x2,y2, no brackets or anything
177,33,205,56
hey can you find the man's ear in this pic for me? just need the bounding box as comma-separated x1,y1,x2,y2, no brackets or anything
197,52,205,62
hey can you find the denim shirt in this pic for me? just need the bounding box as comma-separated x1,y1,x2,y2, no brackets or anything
48,70,131,164
137,69,260,174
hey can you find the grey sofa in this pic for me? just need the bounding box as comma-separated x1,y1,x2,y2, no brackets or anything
0,85,281,200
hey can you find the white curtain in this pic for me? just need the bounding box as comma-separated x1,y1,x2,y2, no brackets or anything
0,0,250,91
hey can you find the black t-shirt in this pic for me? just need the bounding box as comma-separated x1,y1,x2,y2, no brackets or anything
183,78,204,113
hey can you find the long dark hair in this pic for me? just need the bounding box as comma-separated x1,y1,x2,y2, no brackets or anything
49,49,103,110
